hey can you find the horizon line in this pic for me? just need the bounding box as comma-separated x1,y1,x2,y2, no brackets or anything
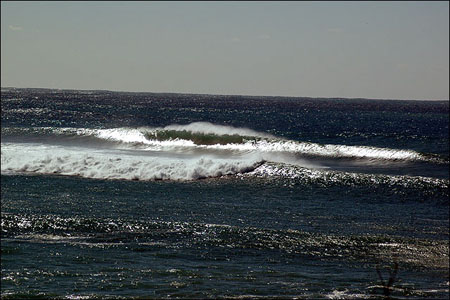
1,86,448,102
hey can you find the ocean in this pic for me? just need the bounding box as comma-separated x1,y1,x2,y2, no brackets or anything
1,88,449,299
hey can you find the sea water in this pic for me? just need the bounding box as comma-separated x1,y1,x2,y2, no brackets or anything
1,88,449,299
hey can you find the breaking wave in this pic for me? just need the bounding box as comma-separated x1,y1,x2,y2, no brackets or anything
2,122,444,163
1,122,448,181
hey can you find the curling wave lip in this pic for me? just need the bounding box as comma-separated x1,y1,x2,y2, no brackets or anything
71,123,436,163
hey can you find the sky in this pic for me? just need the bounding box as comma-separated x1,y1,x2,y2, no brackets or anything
1,1,449,100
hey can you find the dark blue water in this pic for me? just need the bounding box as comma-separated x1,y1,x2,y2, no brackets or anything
1,88,449,299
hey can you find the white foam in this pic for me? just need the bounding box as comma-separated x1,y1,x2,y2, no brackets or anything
206,139,423,161
90,128,150,144
26,124,431,162
325,289,368,299
72,127,197,150
91,128,424,161
0,143,263,181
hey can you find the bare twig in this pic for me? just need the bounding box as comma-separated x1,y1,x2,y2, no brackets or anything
376,261,399,298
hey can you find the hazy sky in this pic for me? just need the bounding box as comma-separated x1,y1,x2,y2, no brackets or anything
1,1,449,100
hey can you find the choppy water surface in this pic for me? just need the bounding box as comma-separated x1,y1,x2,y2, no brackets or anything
1,88,449,299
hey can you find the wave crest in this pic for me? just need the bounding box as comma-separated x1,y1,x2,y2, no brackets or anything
2,123,447,165
146,130,256,145
162,122,273,138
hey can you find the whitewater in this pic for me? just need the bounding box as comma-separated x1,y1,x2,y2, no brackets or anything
1,122,446,184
